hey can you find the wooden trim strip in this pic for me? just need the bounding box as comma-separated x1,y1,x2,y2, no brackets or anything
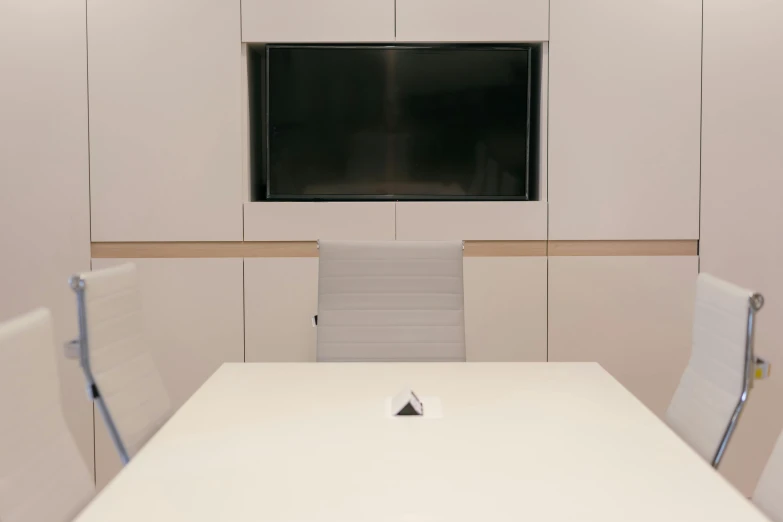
91,242,318,259
242,242,319,257
464,241,547,257
548,240,698,257
91,240,697,259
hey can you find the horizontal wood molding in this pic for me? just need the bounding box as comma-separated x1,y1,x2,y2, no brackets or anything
465,241,547,256
92,240,697,259
548,240,698,257
91,241,318,258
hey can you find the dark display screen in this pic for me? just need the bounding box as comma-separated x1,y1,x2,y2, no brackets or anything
262,45,538,201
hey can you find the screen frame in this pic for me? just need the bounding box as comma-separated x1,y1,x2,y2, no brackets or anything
264,43,540,202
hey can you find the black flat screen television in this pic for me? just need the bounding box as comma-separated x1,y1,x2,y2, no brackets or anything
252,44,540,201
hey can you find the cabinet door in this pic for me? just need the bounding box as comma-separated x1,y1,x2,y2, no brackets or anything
245,258,319,362
0,0,93,478
241,0,393,42
91,258,245,488
464,257,547,362
244,202,396,241
548,0,701,239
88,0,242,241
396,0,549,42
396,202,547,241
548,256,697,416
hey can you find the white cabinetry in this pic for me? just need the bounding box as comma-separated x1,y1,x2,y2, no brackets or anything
548,256,697,416
242,0,394,42
396,0,549,42
396,203,547,241
244,203,396,241
548,0,701,240
464,257,547,362
245,258,319,362
89,0,242,241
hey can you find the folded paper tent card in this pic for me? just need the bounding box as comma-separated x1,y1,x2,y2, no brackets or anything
391,389,424,417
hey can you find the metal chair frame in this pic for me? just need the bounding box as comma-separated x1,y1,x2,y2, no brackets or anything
711,292,765,468
69,274,130,465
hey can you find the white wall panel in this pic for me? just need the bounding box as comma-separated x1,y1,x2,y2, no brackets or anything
242,0,393,42
89,0,242,241
549,0,701,240
396,0,549,42
244,203,395,241
464,257,547,362
549,256,697,416
396,203,547,241
245,258,319,362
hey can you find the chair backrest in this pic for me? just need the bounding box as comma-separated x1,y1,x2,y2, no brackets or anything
0,308,94,522
317,240,466,362
755,428,783,522
666,273,763,467
71,263,170,463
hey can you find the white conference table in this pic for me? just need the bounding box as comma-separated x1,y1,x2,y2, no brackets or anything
74,362,768,522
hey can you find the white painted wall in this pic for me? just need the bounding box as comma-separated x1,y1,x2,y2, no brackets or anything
0,0,93,475
701,0,783,496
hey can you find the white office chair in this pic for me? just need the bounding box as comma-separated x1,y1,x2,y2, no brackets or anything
69,263,170,465
0,308,95,522
316,240,466,362
666,273,764,467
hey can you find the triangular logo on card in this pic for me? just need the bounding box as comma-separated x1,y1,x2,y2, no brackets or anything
396,402,422,416
392,389,424,416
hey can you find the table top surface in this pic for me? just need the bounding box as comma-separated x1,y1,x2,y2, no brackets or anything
74,362,768,522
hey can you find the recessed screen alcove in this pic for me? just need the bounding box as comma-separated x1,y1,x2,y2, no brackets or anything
248,44,541,202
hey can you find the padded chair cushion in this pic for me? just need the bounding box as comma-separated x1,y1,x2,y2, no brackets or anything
666,273,754,463
317,240,466,362
80,263,171,456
